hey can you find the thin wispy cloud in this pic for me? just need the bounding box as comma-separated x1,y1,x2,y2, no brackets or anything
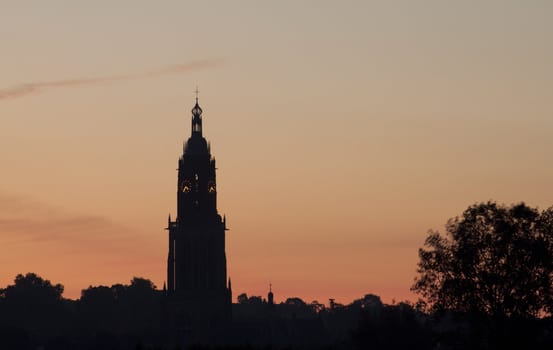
0,191,133,247
0,217,116,244
0,58,223,100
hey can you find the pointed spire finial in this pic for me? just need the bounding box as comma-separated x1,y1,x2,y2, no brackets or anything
194,86,199,104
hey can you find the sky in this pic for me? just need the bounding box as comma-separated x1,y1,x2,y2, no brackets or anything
1,1,553,304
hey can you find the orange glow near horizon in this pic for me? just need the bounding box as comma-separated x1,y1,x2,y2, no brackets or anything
2,2,553,306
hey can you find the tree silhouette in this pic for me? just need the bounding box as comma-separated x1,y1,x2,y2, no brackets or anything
237,293,248,304
236,293,264,305
3,273,64,303
284,297,306,307
0,273,67,332
79,277,160,333
353,302,431,350
412,202,553,347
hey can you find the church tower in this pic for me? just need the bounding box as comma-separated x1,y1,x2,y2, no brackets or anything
165,96,231,334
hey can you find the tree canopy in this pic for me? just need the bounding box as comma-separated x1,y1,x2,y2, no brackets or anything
412,201,553,319
0,273,67,331
2,272,64,303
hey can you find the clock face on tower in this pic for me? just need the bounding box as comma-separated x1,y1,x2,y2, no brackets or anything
181,180,192,193
207,181,216,194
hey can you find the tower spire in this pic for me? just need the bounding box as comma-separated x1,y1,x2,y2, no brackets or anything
190,89,203,137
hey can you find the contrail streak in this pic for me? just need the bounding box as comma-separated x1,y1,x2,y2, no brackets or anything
0,59,223,100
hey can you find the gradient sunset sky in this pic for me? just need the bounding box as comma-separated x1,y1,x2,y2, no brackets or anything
1,1,553,304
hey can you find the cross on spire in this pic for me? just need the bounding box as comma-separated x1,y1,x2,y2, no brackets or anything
194,86,199,103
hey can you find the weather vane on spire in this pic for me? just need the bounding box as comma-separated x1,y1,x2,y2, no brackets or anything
194,86,199,103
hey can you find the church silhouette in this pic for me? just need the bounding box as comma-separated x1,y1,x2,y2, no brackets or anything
163,96,232,340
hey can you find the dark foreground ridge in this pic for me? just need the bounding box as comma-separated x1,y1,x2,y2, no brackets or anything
0,270,552,350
